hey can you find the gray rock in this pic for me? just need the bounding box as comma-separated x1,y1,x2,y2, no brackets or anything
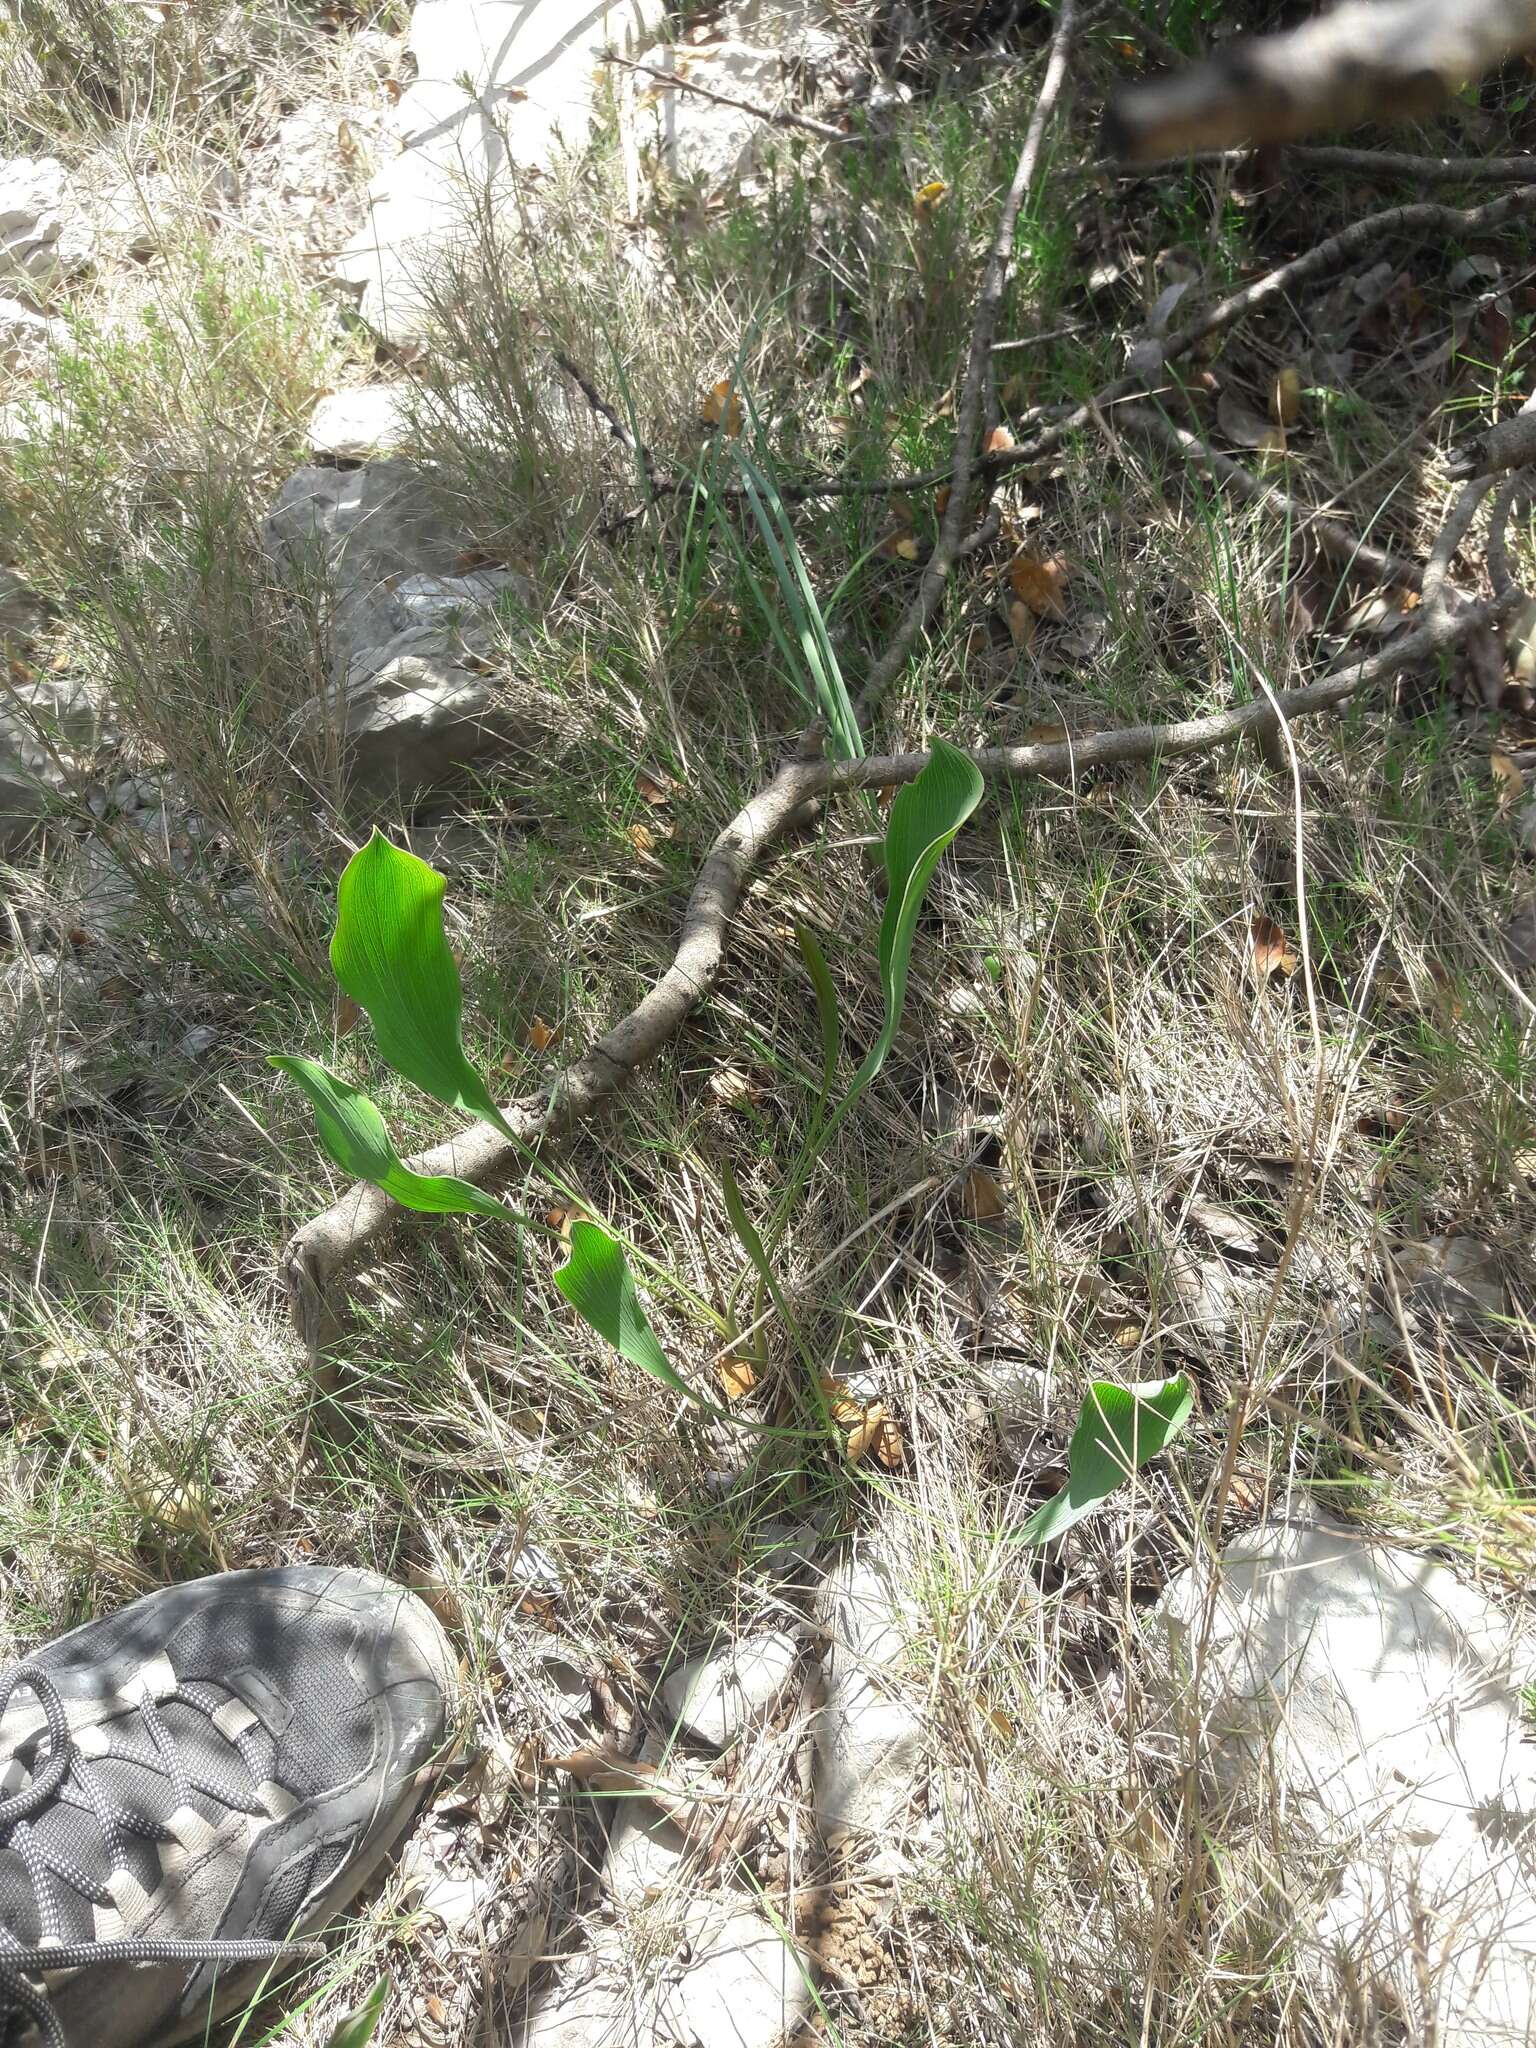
0,157,94,283
813,1540,924,1851
0,296,65,369
1152,1518,1536,2047
0,666,104,854
661,1630,799,1749
333,0,665,345
263,460,536,796
1389,1233,1506,1322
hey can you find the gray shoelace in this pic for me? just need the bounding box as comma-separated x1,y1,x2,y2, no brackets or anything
0,1666,323,2048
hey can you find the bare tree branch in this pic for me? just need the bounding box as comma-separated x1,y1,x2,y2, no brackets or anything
1104,0,1536,162
853,0,1079,721
605,50,852,145
279,591,1509,1354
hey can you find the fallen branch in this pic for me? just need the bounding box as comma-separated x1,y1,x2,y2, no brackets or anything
853,0,1079,720
1119,405,1424,591
605,51,852,145
1103,0,1536,161
280,596,1504,1351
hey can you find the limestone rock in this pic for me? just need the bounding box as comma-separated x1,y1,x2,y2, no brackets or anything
0,296,65,370
0,158,94,283
660,1630,800,1749
1153,1517,1536,2046
518,1897,812,2048
307,384,414,460
263,460,539,796
334,0,665,345
813,1540,924,1850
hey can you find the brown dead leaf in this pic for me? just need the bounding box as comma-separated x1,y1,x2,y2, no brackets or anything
1217,390,1283,455
1492,748,1524,813
716,1356,759,1401
1250,914,1298,982
626,821,662,857
1270,366,1303,429
960,1168,1006,1221
845,1402,894,1466
545,1204,585,1238
702,379,743,436
872,1412,904,1469
1425,957,1464,1023
336,995,362,1036
1023,721,1070,745
984,424,1016,455
709,1065,762,1109
913,179,948,224
636,769,674,806
545,1746,657,1794
1007,600,1036,650
526,1014,559,1053
1008,550,1069,621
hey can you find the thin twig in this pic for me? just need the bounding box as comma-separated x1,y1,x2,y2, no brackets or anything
278,593,1506,1350
605,51,852,145
1119,405,1423,590
554,351,658,498
853,0,1079,722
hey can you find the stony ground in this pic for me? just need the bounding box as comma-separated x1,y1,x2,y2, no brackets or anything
5,2,1536,2045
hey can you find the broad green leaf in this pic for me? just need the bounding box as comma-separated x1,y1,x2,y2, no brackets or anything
327,1980,388,2048
828,739,984,1134
270,1055,507,1220
1020,1375,1193,1548
554,1222,697,1403
794,923,841,1114
330,831,515,1141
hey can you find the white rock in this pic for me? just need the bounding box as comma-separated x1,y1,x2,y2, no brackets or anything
0,296,65,369
661,1630,799,1749
262,459,541,795
334,0,665,345
518,1898,812,2048
813,1541,924,1847
398,1831,496,1935
307,384,413,460
1153,1518,1536,2047
0,157,94,282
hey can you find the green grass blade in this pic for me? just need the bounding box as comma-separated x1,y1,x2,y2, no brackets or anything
795,923,841,1113
270,1056,508,1220
554,1221,698,1403
1020,1375,1193,1548
326,1980,389,2048
330,830,516,1142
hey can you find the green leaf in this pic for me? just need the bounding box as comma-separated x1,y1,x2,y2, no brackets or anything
554,1222,698,1403
1019,1375,1193,1548
829,739,984,1132
270,1055,507,1220
794,923,841,1114
326,1979,388,2048
721,1162,796,1333
330,831,515,1141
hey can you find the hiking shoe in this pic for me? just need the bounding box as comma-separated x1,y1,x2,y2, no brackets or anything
0,1566,456,2048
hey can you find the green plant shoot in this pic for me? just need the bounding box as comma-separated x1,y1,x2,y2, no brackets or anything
1020,1375,1193,1547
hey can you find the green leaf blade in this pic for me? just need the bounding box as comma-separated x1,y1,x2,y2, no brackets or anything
270,1055,507,1220
554,1222,697,1403
327,1979,388,2048
1020,1374,1193,1548
330,831,515,1140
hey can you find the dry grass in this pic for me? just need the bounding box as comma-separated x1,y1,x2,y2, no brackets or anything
4,6,1536,2043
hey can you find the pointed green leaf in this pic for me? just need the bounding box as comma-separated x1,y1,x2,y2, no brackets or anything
330,831,515,1140
827,739,984,1134
270,1055,507,1220
1020,1375,1193,1548
327,1979,388,2048
554,1222,697,1403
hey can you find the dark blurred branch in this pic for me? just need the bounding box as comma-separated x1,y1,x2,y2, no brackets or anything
1104,0,1536,161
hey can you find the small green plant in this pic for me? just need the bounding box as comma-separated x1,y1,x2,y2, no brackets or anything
1019,1376,1193,1547
271,738,1186,1539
